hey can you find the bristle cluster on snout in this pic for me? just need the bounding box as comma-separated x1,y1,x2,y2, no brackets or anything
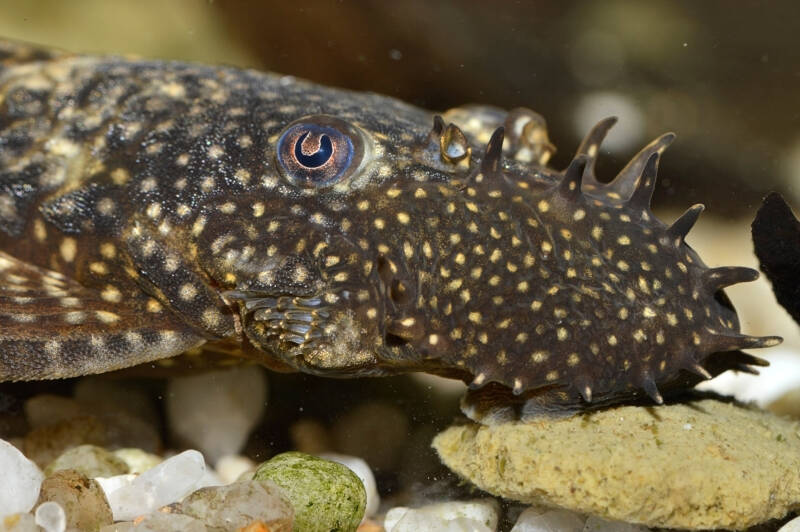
456,120,781,412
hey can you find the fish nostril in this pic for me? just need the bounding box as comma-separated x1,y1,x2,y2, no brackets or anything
376,255,413,306
376,255,393,284
389,279,412,305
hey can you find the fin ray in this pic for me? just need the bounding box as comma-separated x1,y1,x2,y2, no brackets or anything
0,251,206,381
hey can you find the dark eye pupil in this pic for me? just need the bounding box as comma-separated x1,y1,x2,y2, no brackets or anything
295,132,333,168
276,115,363,188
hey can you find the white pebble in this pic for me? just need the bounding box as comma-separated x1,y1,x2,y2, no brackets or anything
197,466,224,489
167,366,267,463
319,452,380,518
94,474,136,496
98,449,207,521
215,454,256,484
0,512,38,531
511,508,585,532
34,502,65,532
0,439,44,518
385,499,499,531
583,515,651,532
779,514,800,532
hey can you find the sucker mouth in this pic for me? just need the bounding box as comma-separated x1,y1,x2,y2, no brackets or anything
222,291,329,347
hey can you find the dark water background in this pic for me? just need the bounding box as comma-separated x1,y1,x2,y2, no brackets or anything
1,0,798,217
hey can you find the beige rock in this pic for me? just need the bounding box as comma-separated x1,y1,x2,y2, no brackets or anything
36,469,113,531
768,388,800,418
433,399,800,530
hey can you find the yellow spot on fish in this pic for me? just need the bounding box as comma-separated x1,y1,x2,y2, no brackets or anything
89,262,108,275
60,238,77,263
33,219,46,242
95,310,120,323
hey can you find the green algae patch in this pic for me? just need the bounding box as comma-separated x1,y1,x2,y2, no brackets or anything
433,399,800,530
253,451,365,532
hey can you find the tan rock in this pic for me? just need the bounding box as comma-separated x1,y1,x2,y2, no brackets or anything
432,399,800,530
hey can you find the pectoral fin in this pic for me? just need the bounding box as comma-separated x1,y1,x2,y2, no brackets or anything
0,251,205,381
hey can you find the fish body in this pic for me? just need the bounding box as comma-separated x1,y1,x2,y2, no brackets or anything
0,40,780,421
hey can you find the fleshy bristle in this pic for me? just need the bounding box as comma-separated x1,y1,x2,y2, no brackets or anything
430,115,445,138
668,204,705,241
728,350,771,367
608,132,675,200
642,376,664,404
626,152,660,209
559,155,588,199
733,364,761,375
687,362,713,380
575,116,617,188
702,267,759,292
579,384,593,403
481,127,505,176
710,333,783,351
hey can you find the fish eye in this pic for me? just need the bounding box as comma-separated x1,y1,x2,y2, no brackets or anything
276,115,364,187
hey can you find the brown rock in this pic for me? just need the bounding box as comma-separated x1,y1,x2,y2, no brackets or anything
36,469,113,531
23,416,107,468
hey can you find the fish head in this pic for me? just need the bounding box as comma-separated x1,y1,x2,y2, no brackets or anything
195,98,778,415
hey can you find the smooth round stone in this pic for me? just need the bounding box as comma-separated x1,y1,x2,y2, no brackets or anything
99,450,206,521
214,454,256,484
99,511,208,532
179,479,293,531
779,514,800,532
24,395,160,454
23,416,107,468
433,399,800,530
167,366,267,464
33,501,65,532
583,515,651,532
384,499,499,532
318,453,379,518
0,439,44,518
44,444,128,478
510,508,585,532
111,448,162,474
0,512,38,531
36,470,113,531
253,451,365,532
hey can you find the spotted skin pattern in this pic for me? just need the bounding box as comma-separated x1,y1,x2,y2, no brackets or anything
0,40,781,421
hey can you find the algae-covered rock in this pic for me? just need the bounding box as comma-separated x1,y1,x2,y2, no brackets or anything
433,399,800,530
253,451,365,532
